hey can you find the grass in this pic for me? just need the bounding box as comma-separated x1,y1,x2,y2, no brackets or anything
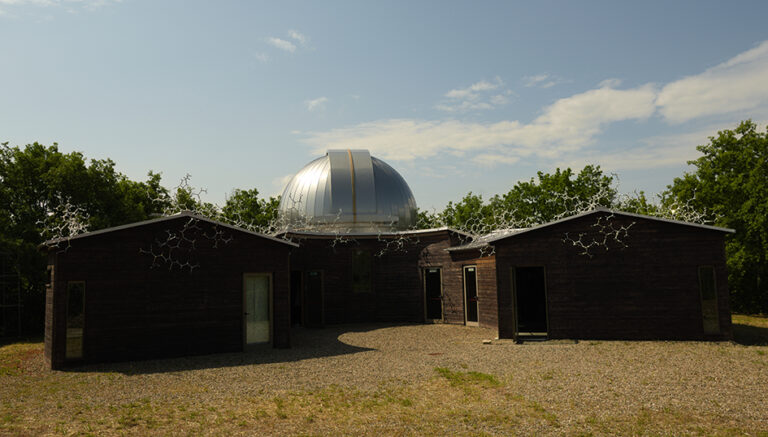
0,339,41,376
1,317,767,435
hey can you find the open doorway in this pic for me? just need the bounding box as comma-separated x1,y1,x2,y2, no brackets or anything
290,271,302,326
512,266,548,336
463,266,479,326
423,268,443,321
304,270,324,327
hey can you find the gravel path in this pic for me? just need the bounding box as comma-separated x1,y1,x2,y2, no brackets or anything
3,323,768,435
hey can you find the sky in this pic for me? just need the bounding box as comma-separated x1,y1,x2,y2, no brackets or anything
2,1,768,211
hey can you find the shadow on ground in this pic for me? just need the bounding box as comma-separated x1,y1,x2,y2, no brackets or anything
68,323,409,375
732,323,768,346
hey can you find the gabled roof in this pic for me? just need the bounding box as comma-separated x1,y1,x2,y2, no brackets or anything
446,207,735,252
279,226,472,240
41,211,300,248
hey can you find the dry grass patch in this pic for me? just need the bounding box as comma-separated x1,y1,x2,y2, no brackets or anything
1,317,768,435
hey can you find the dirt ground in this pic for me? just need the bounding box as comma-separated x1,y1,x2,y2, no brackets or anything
1,316,767,436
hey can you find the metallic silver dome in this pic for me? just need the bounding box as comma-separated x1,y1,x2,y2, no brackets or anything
279,150,418,233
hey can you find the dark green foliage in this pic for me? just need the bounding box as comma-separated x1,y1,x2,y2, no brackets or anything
0,142,168,334
433,165,617,232
663,121,768,313
221,188,280,230
615,191,660,216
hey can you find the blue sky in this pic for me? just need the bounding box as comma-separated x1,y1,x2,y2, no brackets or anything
2,1,768,211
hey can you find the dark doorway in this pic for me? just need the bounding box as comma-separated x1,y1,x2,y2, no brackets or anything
304,270,324,327
424,268,443,321
463,266,478,325
513,267,547,334
290,271,303,326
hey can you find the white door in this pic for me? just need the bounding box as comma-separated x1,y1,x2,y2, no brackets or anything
244,274,271,344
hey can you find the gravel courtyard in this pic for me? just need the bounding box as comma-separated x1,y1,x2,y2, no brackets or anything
2,320,767,435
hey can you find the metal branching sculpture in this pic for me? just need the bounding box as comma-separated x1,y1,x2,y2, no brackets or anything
137,175,236,271
38,194,90,253
41,174,719,270
561,213,635,258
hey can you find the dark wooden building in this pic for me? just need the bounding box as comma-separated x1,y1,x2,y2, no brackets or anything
43,212,297,369
447,209,734,341
283,228,469,326
43,149,736,369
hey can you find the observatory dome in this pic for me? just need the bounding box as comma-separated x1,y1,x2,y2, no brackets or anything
278,150,417,233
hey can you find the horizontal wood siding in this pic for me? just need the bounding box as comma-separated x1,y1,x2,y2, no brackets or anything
448,251,498,329
289,231,468,325
46,217,292,369
493,212,731,341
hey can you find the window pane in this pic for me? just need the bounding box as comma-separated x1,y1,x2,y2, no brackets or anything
352,250,371,293
245,275,270,343
698,266,719,335
65,282,85,359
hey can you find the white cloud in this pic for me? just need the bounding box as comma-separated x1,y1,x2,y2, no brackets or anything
445,80,499,99
434,101,493,112
526,81,657,147
437,77,512,112
524,73,566,89
253,52,269,63
266,37,296,53
303,81,657,163
656,40,768,123
472,153,520,167
288,30,307,46
302,41,768,171
305,97,328,111
264,30,309,55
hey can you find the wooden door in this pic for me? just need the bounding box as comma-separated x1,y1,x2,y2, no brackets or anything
424,268,443,321
463,266,479,325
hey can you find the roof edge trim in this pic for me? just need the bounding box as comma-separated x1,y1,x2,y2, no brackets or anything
40,211,300,249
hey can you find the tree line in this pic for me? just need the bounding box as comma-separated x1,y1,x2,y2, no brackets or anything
0,120,765,335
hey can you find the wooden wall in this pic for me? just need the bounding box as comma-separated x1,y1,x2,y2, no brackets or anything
491,212,732,341
446,251,497,329
289,231,477,326
45,217,293,369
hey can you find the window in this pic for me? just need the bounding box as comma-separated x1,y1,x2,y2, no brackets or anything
65,282,85,360
698,266,719,335
352,249,372,293
244,274,271,344
46,265,54,288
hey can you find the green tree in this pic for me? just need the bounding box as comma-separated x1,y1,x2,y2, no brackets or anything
616,190,660,216
0,142,167,333
416,209,442,229
431,165,617,233
439,192,493,231
664,120,768,313
221,188,280,231
489,165,616,227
